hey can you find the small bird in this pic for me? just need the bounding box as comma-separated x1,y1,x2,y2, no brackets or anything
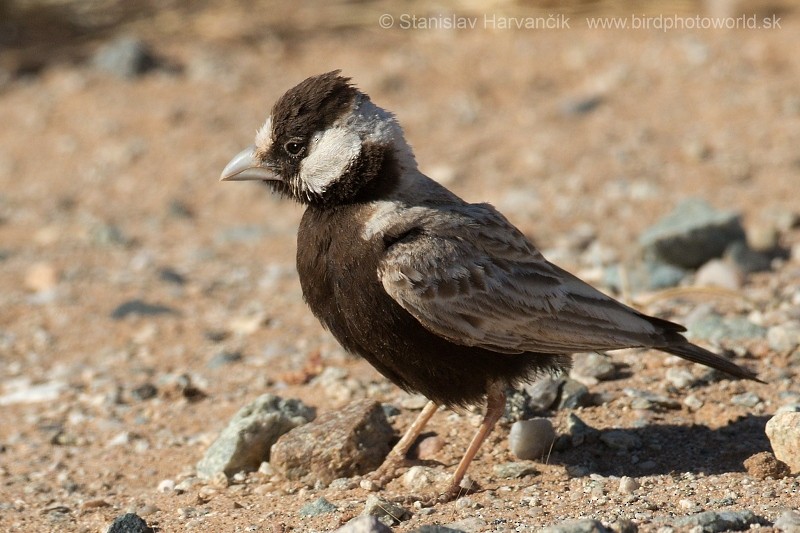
221,71,759,503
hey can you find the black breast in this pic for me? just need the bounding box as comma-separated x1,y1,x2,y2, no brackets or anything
296,205,569,408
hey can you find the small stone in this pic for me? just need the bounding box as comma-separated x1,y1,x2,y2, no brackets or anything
24,262,58,292
679,498,696,510
765,412,800,473
618,476,640,494
131,383,158,401
156,479,175,493
685,312,766,343
774,510,800,532
571,353,616,382
540,518,609,533
683,395,704,410
603,259,688,293
359,478,380,492
402,466,446,492
334,515,393,533
271,400,393,485
508,418,556,460
492,462,538,479
196,394,314,478
410,526,466,533
363,495,411,525
107,513,154,533
111,300,177,320
558,379,591,409
207,350,243,369
767,322,800,353
673,510,760,532
639,198,746,269
726,241,773,273
609,518,638,533
665,367,696,389
743,451,790,480
730,392,761,408
415,435,444,460
93,36,156,79
561,94,604,116
158,267,186,285
567,413,600,447
746,223,780,251
694,259,742,290
600,430,642,451
524,378,562,411
298,497,338,517
624,389,680,410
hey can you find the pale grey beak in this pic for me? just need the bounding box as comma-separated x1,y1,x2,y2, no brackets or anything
220,145,279,181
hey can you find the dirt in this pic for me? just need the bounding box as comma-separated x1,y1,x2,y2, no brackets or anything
1,1,799,531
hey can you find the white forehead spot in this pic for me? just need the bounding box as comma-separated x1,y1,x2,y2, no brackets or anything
299,126,361,195
254,116,273,151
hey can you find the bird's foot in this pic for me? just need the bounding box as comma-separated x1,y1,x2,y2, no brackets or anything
367,452,409,488
386,479,480,506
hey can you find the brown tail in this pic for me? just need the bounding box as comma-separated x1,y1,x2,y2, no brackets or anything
660,338,762,383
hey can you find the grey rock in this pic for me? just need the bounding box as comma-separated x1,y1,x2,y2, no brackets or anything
730,392,762,407
767,322,800,353
93,37,156,79
298,497,337,517
672,509,761,532
567,413,600,447
694,259,742,290
524,377,562,411
600,430,642,451
158,267,186,285
685,312,766,343
492,461,538,479
508,418,556,460
540,518,609,533
443,517,487,532
411,526,466,533
363,495,411,525
639,198,746,269
604,257,688,292
504,387,536,421
774,510,800,532
334,515,393,533
558,379,591,409
207,350,243,369
107,513,154,533
726,241,773,273
665,367,696,389
561,95,604,116
270,399,393,485
571,352,616,381
765,412,800,473
609,518,638,533
196,394,314,478
130,383,157,401
111,299,177,320
624,389,680,410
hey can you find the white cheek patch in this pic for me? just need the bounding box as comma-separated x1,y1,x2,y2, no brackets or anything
254,116,273,152
300,126,361,195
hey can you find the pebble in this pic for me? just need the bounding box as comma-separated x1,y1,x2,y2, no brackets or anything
443,517,487,532
131,383,158,401
603,258,688,293
106,513,154,533
570,352,616,382
730,392,761,408
638,198,746,269
363,495,411,525
774,510,800,532
765,412,800,473
196,394,315,478
560,94,604,116
0,378,65,406
540,518,609,533
524,377,562,411
665,367,697,389
618,476,640,494
767,322,800,353
743,451,790,480
333,515,393,533
567,413,600,447
298,497,338,517
492,462,538,479
111,299,177,320
558,379,592,409
410,526,466,533
693,259,742,290
92,36,156,79
156,479,175,493
600,430,642,451
415,435,444,459
508,418,556,460
726,241,773,273
207,350,243,369
683,395,704,410
270,400,393,485
624,389,680,410
402,466,446,492
672,509,760,532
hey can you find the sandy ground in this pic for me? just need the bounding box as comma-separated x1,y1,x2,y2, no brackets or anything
1,1,799,531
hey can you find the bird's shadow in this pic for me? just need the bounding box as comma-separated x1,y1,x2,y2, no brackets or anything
546,414,771,478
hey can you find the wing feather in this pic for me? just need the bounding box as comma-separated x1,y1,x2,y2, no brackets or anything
378,203,662,355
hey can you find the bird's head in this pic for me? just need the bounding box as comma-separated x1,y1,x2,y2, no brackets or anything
220,71,416,207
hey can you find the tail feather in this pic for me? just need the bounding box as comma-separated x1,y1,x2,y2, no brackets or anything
660,339,762,383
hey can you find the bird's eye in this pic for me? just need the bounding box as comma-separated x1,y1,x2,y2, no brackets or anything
284,140,305,156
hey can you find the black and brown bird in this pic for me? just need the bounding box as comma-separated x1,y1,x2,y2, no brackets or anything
220,71,758,502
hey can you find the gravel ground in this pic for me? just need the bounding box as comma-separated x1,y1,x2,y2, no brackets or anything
1,1,799,532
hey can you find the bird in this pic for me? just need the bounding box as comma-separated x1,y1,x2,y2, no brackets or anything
220,71,759,503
